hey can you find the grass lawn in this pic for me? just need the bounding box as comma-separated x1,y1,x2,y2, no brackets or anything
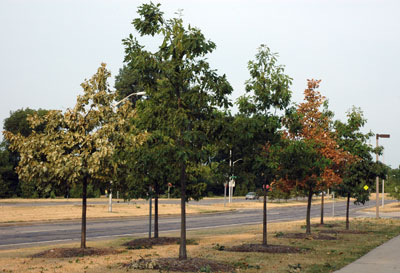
1,217,400,272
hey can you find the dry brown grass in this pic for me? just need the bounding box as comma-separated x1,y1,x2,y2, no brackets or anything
0,202,233,224
1,217,400,272
220,196,346,209
0,194,389,224
362,200,400,213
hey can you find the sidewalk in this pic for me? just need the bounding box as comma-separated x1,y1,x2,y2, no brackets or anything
335,234,400,272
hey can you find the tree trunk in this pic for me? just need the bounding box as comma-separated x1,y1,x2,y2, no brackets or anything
262,187,267,246
154,183,159,238
306,188,313,235
179,163,187,260
80,177,87,249
346,193,350,230
320,191,324,225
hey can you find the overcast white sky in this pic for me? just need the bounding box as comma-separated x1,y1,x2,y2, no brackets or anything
0,0,399,166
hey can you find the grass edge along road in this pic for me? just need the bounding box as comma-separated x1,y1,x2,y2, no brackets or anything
1,217,400,272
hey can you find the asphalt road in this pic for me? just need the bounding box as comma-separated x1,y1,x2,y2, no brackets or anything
0,199,396,250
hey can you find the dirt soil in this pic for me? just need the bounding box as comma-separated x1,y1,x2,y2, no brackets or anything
311,223,340,228
281,233,336,240
123,237,196,248
30,247,121,258
319,229,368,234
123,257,235,272
226,243,302,253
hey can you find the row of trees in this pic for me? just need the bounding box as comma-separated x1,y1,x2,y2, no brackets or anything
1,2,390,260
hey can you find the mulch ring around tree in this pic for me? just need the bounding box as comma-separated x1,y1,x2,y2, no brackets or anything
279,233,336,240
225,244,303,253
123,237,197,249
319,229,368,234
310,223,340,228
30,247,122,258
122,257,235,272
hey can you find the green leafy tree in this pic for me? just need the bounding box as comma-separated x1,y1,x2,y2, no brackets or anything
0,141,16,198
273,137,329,235
1,108,49,198
333,108,381,229
387,167,400,200
122,3,232,259
121,132,176,238
4,64,143,248
235,45,292,245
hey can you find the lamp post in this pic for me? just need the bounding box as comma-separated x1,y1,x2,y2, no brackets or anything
375,133,390,218
113,91,146,107
110,91,146,214
229,155,242,203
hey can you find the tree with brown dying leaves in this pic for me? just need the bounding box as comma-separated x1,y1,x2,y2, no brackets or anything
4,64,145,248
279,79,353,235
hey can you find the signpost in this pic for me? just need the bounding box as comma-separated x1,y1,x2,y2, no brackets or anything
228,178,236,203
168,183,172,199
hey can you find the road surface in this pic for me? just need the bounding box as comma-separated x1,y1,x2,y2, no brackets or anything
0,199,396,250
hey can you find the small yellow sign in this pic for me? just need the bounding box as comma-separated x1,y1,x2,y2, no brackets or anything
364,185,369,190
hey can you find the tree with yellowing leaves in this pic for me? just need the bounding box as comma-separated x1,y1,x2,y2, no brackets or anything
4,64,145,248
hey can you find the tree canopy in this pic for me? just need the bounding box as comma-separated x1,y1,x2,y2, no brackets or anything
4,63,144,248
120,2,233,260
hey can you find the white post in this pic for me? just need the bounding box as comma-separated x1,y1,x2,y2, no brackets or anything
332,192,335,217
229,150,232,203
108,189,112,212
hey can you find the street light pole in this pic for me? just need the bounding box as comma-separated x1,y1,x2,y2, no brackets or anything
113,91,146,107
375,133,390,218
111,91,146,214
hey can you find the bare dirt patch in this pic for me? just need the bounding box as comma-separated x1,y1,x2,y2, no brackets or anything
280,232,336,240
311,223,340,228
225,243,302,253
30,247,121,258
319,230,368,234
0,202,232,224
122,237,197,249
123,257,235,272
